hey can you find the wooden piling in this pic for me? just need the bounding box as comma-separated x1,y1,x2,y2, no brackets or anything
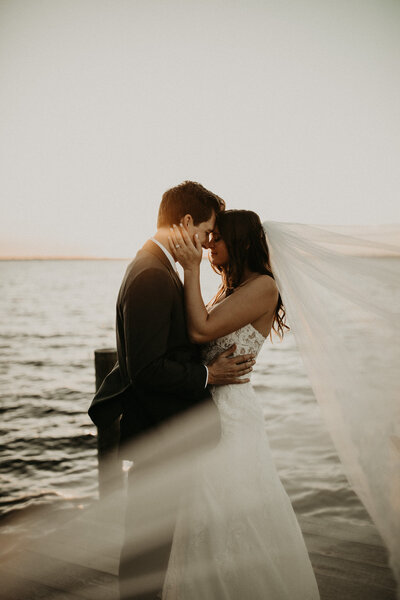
94,348,123,499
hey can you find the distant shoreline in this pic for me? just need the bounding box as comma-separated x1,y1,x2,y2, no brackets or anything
0,255,214,261
0,256,131,261
1,253,397,261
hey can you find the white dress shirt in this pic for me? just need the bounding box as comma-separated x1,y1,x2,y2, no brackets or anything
150,237,178,273
150,238,208,387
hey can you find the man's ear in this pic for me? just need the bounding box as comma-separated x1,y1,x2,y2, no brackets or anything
180,214,193,230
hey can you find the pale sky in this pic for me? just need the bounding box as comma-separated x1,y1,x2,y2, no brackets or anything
0,0,399,257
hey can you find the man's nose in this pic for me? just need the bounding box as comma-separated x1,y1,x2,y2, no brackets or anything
204,236,214,250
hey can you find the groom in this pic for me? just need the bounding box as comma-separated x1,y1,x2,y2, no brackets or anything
89,181,255,599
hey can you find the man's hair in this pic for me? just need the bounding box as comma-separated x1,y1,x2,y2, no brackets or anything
157,181,225,228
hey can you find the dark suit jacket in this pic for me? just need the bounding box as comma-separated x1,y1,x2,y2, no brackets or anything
88,240,214,453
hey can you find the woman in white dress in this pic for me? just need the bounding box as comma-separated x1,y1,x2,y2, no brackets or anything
163,209,320,600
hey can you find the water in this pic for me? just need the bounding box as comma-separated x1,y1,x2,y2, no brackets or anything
0,259,371,532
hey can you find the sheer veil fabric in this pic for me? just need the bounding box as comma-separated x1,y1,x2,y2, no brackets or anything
263,221,400,594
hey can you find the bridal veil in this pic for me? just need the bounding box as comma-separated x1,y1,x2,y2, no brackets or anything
263,221,400,593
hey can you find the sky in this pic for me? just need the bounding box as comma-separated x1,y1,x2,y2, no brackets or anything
0,0,399,258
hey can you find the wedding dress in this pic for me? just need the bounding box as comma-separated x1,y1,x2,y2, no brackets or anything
162,323,320,600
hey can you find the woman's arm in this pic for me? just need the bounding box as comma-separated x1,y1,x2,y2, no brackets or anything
169,225,279,344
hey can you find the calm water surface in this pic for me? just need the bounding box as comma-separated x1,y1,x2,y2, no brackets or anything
0,259,371,532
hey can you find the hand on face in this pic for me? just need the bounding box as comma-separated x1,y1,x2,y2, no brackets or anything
186,212,215,249
168,224,203,270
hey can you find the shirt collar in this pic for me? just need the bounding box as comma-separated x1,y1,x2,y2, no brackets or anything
150,238,178,272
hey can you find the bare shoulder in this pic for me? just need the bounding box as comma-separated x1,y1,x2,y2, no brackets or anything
249,274,279,297
234,274,279,313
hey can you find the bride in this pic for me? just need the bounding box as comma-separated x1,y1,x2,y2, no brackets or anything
163,209,320,599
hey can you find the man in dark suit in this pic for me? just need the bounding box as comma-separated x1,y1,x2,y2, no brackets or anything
88,181,255,599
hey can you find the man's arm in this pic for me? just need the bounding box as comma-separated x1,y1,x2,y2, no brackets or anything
206,345,255,385
123,268,254,396
123,268,208,399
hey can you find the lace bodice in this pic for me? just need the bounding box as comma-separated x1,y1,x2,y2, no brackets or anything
201,322,266,367
200,323,267,440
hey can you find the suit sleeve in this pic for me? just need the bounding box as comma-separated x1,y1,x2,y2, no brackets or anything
122,268,207,399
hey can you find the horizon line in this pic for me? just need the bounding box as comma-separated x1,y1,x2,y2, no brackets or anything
0,256,132,261
0,254,213,261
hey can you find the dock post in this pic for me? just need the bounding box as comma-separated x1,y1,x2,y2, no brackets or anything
94,348,122,498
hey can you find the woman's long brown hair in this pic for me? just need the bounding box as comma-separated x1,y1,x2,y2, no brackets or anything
209,210,289,339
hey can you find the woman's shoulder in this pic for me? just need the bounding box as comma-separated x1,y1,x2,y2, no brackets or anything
248,273,278,295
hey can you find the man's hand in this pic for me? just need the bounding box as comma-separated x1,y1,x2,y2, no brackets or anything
206,344,255,385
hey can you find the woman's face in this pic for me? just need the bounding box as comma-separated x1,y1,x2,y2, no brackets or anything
208,227,229,268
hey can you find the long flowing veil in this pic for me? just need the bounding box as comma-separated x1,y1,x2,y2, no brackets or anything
263,221,400,591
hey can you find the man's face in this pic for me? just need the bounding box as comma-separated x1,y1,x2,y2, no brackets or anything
187,211,216,249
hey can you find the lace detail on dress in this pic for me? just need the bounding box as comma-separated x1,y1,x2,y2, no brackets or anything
201,323,266,366
201,324,266,443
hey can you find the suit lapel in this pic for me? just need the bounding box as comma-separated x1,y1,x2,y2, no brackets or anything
141,240,183,293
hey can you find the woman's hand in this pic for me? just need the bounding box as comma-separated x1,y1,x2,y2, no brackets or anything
168,224,203,271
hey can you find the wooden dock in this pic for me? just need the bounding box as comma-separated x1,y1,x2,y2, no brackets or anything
0,498,397,600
